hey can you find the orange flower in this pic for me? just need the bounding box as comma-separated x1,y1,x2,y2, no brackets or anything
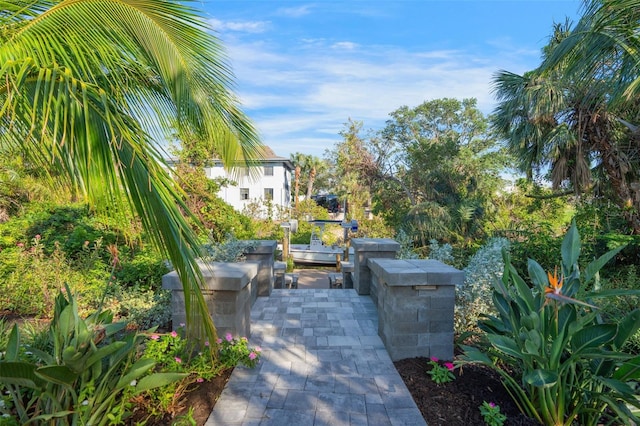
545,267,563,295
106,244,120,266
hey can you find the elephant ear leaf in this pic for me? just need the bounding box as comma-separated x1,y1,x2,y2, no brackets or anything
524,369,558,388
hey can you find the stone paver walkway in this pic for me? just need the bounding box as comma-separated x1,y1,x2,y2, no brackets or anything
206,289,426,426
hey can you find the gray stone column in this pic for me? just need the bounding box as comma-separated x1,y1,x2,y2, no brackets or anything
350,238,400,295
368,258,463,361
162,260,258,338
243,240,276,300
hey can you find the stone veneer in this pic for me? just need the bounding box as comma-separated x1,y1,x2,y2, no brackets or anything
368,258,463,361
350,238,400,295
162,260,258,338
242,240,276,303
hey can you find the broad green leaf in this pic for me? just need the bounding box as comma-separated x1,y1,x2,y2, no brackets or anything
103,322,127,337
28,347,54,364
25,411,75,424
613,309,640,350
523,329,542,355
85,341,127,368
561,222,580,272
593,376,637,397
58,304,75,341
0,361,42,388
116,358,156,389
613,354,640,381
510,263,535,312
459,345,493,365
36,365,78,386
586,288,640,299
583,245,625,285
527,259,548,291
134,372,189,394
5,324,20,361
488,334,523,359
523,369,558,387
571,324,616,353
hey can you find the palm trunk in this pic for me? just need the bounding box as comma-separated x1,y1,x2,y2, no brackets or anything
306,167,316,199
294,166,300,210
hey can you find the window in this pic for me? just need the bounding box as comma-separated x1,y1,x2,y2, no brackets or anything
264,165,274,176
240,188,249,200
264,188,274,200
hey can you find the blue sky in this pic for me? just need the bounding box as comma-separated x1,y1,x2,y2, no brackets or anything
204,1,583,159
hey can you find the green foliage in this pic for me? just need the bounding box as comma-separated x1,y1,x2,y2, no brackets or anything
139,328,221,416
427,239,454,264
0,202,171,320
105,288,172,331
370,98,507,245
395,229,420,259
217,333,262,369
0,236,108,316
203,235,257,263
508,222,562,278
0,285,186,425
199,195,255,242
479,401,507,426
455,238,510,335
426,357,455,385
114,249,168,291
462,223,640,426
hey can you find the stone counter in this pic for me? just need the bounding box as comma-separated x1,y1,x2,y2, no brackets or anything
368,258,463,361
162,260,258,338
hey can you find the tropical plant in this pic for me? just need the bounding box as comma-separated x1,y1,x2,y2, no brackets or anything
0,0,262,343
461,223,640,425
493,6,640,233
0,285,186,425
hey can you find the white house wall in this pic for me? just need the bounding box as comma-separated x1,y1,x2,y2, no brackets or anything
206,164,292,214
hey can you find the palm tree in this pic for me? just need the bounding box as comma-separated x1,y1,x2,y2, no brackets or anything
305,156,324,200
0,0,262,342
492,17,640,232
538,0,640,232
290,152,306,210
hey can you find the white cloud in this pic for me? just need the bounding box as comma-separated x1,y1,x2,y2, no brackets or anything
276,5,314,18
222,35,540,158
331,41,359,50
208,18,270,34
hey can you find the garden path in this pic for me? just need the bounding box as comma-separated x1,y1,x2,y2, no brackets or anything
206,288,426,425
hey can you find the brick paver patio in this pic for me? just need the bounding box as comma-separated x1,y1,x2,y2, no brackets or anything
206,288,426,426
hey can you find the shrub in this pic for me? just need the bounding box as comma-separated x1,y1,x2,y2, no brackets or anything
462,223,640,426
105,288,172,331
428,239,454,264
203,234,257,262
455,237,509,334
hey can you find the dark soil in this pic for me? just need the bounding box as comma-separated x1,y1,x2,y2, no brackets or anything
395,357,540,426
153,357,539,426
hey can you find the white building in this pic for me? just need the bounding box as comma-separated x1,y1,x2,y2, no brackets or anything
205,146,294,214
